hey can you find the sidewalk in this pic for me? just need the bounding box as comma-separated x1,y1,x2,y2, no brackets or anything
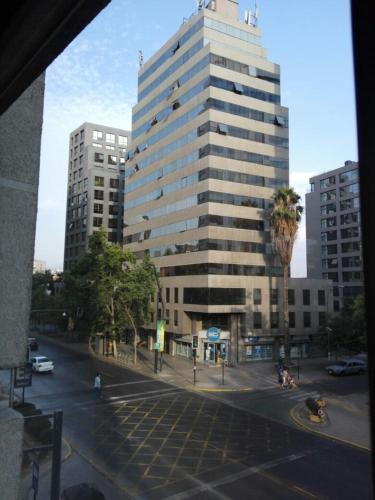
40,333,372,451
290,398,371,451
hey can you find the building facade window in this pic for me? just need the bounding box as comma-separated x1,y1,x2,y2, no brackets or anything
319,312,326,327
270,288,278,305
339,169,358,183
110,178,119,188
253,312,262,329
270,312,279,328
303,312,311,327
289,311,295,328
320,176,335,189
288,289,295,305
302,289,310,306
253,288,261,305
166,288,170,303
174,310,178,326
318,290,326,306
174,288,179,303
106,133,115,143
94,176,104,187
93,130,103,140
94,152,104,163
94,190,104,200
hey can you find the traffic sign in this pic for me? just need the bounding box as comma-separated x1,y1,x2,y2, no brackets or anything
15,362,33,388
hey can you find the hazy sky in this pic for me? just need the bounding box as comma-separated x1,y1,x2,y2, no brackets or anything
35,0,357,275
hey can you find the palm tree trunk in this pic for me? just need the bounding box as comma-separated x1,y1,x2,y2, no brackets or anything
283,264,290,362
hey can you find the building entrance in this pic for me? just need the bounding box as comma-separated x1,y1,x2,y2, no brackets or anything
204,342,227,363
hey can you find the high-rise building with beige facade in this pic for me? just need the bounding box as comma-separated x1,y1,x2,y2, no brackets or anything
64,122,130,271
123,0,331,362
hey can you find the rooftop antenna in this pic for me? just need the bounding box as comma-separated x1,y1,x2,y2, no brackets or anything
250,0,259,27
138,49,143,68
196,0,204,11
244,9,250,24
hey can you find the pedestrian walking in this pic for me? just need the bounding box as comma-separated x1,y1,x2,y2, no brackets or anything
94,372,102,398
281,368,289,389
286,372,297,389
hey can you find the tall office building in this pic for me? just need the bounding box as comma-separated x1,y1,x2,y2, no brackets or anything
64,122,130,271
123,0,330,362
306,160,363,311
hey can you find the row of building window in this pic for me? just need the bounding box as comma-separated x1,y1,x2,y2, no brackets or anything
123,214,266,244
321,211,360,228
92,130,128,146
319,169,358,189
94,152,125,166
134,238,272,259
320,183,359,202
322,241,361,255
125,191,271,224
321,227,360,241
70,156,84,169
93,217,119,229
322,256,362,269
67,232,86,245
320,197,360,214
199,144,288,170
254,288,326,306
94,190,119,202
322,271,363,282
159,263,282,277
198,120,288,148
139,39,204,101
94,176,119,188
93,203,119,215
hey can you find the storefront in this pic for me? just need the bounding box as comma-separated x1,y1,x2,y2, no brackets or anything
199,327,230,364
175,340,192,359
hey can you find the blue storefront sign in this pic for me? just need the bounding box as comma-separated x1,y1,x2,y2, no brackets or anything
207,327,220,342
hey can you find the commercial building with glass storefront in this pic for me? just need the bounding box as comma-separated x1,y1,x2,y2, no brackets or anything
123,0,332,362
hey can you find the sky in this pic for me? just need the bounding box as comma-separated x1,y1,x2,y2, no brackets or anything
34,0,357,275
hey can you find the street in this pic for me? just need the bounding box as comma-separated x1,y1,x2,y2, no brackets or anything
12,338,372,499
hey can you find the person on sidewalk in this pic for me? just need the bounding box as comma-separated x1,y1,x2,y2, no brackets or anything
94,372,102,398
281,367,289,389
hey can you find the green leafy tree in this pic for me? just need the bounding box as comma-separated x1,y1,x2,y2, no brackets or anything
317,294,367,356
63,228,156,363
268,187,303,361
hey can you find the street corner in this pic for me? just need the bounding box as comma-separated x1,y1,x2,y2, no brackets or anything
289,402,371,452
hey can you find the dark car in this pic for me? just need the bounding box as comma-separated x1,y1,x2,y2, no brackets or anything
28,337,38,351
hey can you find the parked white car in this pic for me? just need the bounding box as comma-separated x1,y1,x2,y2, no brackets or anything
325,359,366,376
31,356,54,373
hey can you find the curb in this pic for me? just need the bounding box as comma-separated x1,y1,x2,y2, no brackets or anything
289,404,371,452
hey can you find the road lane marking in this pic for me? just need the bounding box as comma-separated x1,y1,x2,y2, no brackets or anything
104,379,157,389
107,386,181,401
161,451,312,500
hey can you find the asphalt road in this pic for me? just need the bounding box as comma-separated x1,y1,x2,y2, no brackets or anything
15,338,373,500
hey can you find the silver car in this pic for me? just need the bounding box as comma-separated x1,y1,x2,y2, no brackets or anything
325,359,366,376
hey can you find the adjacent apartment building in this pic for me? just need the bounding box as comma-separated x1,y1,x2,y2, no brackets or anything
306,160,363,311
64,122,130,270
122,0,331,362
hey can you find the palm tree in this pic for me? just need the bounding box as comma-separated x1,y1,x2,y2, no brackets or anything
268,187,303,362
